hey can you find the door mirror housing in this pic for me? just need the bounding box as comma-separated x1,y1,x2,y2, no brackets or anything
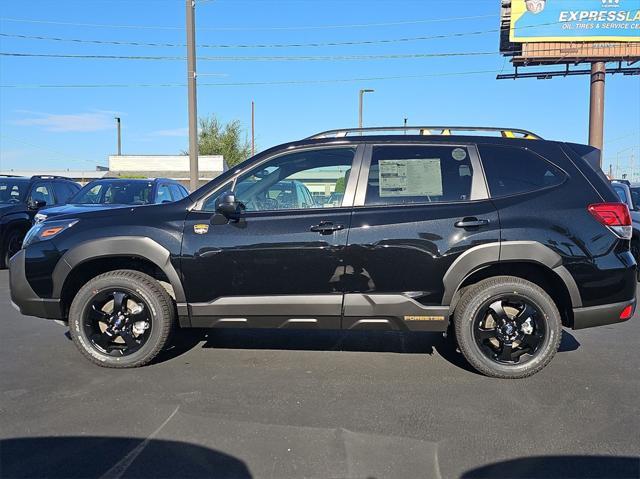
28,199,47,210
214,191,245,221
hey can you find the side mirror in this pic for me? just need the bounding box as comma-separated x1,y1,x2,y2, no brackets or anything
214,191,245,221
28,199,47,210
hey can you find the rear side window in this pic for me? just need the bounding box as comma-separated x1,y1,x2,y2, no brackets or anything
53,182,76,204
479,145,566,198
169,184,185,201
364,145,475,206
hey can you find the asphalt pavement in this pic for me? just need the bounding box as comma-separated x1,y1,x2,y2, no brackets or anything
1,270,639,479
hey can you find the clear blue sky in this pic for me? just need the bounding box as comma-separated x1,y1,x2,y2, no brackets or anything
0,0,638,174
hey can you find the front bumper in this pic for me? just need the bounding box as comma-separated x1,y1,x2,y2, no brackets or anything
9,249,64,320
572,297,636,330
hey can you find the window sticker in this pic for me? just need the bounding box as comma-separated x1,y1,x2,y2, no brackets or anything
378,158,443,197
452,148,467,161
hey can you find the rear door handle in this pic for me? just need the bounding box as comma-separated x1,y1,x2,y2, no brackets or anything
455,217,490,228
310,221,344,235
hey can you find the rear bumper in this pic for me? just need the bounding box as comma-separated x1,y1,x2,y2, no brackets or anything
572,297,636,330
9,249,64,320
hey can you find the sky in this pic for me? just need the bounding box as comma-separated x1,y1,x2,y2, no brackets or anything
0,0,639,176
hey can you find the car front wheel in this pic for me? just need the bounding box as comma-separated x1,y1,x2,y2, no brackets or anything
454,276,562,379
68,270,175,368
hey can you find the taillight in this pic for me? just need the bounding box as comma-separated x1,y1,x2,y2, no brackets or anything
588,203,632,239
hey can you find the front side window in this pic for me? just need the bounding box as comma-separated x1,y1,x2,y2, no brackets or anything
479,145,566,198
364,145,474,206
71,181,154,205
231,148,355,212
29,183,54,206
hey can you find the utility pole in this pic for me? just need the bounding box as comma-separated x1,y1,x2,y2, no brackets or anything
358,89,374,130
588,62,606,165
251,100,255,157
186,0,199,192
115,117,121,155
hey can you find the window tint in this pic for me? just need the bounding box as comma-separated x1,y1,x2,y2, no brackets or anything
169,184,185,200
53,182,75,204
72,181,153,205
479,145,565,198
630,187,640,210
233,148,354,212
29,182,54,206
364,145,474,206
155,184,173,204
613,184,629,205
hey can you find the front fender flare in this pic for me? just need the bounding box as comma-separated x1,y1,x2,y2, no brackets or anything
52,236,185,302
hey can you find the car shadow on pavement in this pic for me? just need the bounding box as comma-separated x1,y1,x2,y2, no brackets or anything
461,455,639,479
155,328,581,376
0,436,252,478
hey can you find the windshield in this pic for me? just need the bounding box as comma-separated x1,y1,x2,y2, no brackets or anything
71,180,154,205
0,180,28,204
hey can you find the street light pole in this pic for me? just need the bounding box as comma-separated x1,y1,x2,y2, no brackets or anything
358,89,374,130
114,117,121,155
186,0,199,192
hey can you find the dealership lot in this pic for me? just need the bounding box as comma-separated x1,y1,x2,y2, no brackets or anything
1,270,639,479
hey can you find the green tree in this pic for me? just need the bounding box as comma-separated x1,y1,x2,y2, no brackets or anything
196,115,251,168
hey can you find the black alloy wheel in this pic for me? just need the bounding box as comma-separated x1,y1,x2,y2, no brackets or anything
454,276,562,379
472,296,545,365
83,289,152,357
68,270,175,368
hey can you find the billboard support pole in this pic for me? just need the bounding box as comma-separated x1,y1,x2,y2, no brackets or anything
588,61,606,163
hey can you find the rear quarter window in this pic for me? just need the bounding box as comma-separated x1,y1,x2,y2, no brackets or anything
479,145,566,198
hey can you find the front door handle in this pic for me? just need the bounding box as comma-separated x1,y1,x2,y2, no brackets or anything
455,217,490,229
310,221,344,235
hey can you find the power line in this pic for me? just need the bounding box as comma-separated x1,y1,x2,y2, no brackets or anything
0,50,502,61
0,28,499,49
1,45,620,62
0,14,495,31
0,20,565,49
0,69,505,88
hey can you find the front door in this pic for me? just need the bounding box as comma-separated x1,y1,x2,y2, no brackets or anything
181,145,363,329
342,143,501,330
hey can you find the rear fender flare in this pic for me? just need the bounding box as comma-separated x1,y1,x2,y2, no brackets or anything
442,241,582,308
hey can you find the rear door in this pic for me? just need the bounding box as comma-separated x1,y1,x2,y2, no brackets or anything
342,142,501,329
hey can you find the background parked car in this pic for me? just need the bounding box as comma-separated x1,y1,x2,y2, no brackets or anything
0,175,80,268
35,178,189,223
612,179,640,277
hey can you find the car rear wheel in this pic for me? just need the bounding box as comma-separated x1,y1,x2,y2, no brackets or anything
454,276,562,379
1,229,23,269
68,270,175,368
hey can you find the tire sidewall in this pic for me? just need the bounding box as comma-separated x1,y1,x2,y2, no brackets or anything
69,273,170,367
456,279,561,378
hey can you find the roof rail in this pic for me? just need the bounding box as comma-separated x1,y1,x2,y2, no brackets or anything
0,174,22,178
30,175,73,181
307,126,542,140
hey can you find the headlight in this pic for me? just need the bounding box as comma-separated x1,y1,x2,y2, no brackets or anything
34,212,48,223
23,219,79,248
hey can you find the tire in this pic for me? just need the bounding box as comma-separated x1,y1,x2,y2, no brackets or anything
68,269,176,368
1,229,24,269
454,276,562,379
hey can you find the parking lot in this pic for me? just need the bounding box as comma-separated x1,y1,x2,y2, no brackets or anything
1,269,639,478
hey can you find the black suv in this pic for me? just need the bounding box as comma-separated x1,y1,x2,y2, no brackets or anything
9,127,637,378
0,175,80,268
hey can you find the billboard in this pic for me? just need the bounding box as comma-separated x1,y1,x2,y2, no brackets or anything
510,0,640,42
